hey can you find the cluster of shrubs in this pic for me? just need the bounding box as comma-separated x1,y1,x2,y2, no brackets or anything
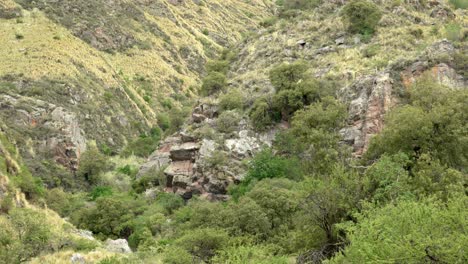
200,49,236,96
249,60,336,131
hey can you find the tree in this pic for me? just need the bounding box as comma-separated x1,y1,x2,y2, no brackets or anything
341,0,382,35
269,61,308,91
201,72,227,95
328,196,468,263
77,144,108,185
175,228,229,262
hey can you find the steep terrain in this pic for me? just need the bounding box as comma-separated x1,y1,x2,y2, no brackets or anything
0,0,467,263
0,0,273,188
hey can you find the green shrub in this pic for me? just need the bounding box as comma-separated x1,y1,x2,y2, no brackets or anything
445,23,462,41
121,128,161,158
249,97,278,131
175,228,229,262
341,0,382,35
201,72,227,95
128,226,152,250
206,60,230,74
77,144,108,185
132,168,163,194
219,89,244,111
163,246,193,264
89,186,113,201
213,245,290,264
156,192,184,214
216,110,240,133
269,61,308,91
1,208,52,263
329,196,468,263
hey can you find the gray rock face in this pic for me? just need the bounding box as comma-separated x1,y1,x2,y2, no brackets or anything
105,239,132,253
170,142,200,161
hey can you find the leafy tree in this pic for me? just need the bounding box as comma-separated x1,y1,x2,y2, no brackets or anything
341,0,382,34
269,61,308,91
3,209,51,263
216,110,241,133
328,196,468,263
366,79,468,171
77,144,108,185
249,96,279,131
206,60,230,74
223,197,271,238
175,228,229,262
219,89,244,111
201,72,227,95
276,97,347,174
303,167,364,243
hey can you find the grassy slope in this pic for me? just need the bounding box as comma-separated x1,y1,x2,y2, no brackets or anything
229,1,467,99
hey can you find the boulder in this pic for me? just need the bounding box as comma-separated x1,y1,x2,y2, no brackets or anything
164,161,194,188
225,131,261,157
105,239,132,253
170,142,200,161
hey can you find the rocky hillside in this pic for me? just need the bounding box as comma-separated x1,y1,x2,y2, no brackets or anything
0,0,273,188
137,0,467,201
0,0,467,263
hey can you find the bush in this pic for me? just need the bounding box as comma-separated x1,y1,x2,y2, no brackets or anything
1,208,52,262
77,144,108,185
121,128,161,158
175,228,229,262
206,60,230,74
269,61,308,91
219,89,244,111
249,97,278,131
213,245,290,264
163,246,193,264
89,186,113,201
201,72,227,95
216,110,240,133
341,0,382,35
329,196,468,263
156,192,184,214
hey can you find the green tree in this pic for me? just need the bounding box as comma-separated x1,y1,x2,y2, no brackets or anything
328,196,468,263
269,61,308,91
175,228,229,262
77,144,108,185
201,72,227,95
341,0,382,34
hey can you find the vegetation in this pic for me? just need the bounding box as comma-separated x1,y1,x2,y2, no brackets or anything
341,0,382,35
1,0,467,263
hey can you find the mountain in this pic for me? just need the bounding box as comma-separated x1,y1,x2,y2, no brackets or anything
0,0,467,263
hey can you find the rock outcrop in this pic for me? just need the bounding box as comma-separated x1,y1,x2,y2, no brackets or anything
105,239,132,253
340,40,466,156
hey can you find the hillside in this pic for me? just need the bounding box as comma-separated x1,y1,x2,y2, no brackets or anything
0,0,273,189
0,0,467,263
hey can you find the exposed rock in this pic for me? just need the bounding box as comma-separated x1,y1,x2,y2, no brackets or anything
164,161,194,188
199,139,217,158
192,113,207,123
137,150,171,179
170,142,200,161
340,72,397,156
180,131,196,143
105,239,132,253
335,37,346,45
401,62,466,88
430,6,455,20
75,230,95,241
70,253,86,264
